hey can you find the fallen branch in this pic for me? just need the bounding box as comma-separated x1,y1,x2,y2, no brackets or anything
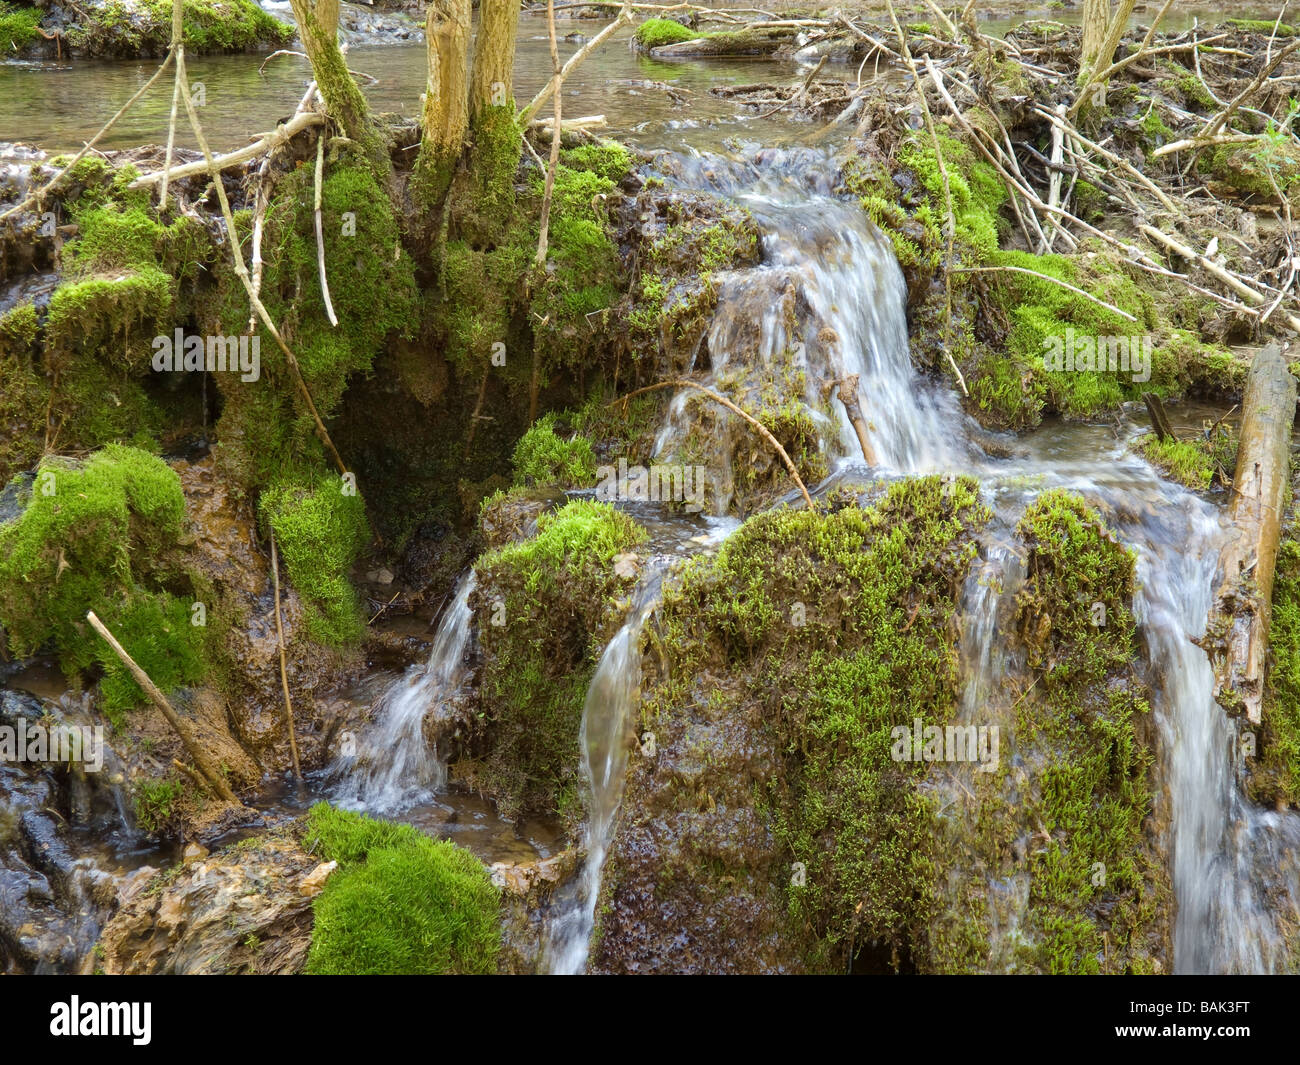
607,379,814,507
1204,343,1297,725
127,110,327,188
87,611,238,803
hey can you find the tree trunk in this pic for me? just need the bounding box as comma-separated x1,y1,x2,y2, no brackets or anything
1204,343,1297,725
289,0,388,175
1079,0,1135,84
414,0,471,207
470,0,519,119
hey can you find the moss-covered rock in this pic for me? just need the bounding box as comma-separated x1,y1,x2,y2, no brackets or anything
0,446,207,725
471,500,646,824
303,803,500,975
47,0,294,59
510,411,597,489
593,477,991,973
1134,423,1235,492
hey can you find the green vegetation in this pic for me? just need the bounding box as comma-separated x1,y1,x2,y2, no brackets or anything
1226,18,1299,36
0,1,41,52
1260,510,1300,807
511,412,597,488
258,475,370,645
474,500,646,822
304,804,500,975
1007,491,1167,973
634,18,700,49
134,778,184,834
1135,425,1235,492
0,446,207,725
64,0,293,57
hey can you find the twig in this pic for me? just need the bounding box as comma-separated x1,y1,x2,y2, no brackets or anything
127,111,327,187
608,379,814,506
269,529,303,786
314,131,338,327
1201,37,1300,138
159,0,184,212
535,0,563,268
87,610,238,803
950,266,1138,321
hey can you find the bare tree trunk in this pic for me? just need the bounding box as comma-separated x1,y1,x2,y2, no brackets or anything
1204,343,1297,725
1079,0,1136,84
415,0,471,198
470,0,519,120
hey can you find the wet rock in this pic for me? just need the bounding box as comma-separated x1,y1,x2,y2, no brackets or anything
478,488,565,552
298,859,337,896
97,833,316,974
182,842,209,864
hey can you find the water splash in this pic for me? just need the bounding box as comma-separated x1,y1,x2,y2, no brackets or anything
329,573,475,814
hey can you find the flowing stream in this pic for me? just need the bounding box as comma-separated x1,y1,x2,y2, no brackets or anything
550,144,1300,973
329,573,476,814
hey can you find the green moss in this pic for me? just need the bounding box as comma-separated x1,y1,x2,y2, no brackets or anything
1201,140,1300,204
511,412,597,488
560,143,633,185
0,304,48,484
0,446,206,725
259,475,370,646
1260,507,1300,807
65,0,293,56
1010,491,1167,973
635,18,700,48
1226,18,1299,36
0,1,41,51
474,500,647,821
1135,426,1234,491
303,804,500,975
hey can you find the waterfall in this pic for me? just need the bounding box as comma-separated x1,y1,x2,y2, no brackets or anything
329,573,475,814
561,145,1300,973
546,573,663,975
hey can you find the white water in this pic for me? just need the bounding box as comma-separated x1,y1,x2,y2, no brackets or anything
329,573,475,814
546,578,663,974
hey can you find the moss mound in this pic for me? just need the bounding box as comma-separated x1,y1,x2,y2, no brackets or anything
303,804,500,975
511,412,597,489
473,499,646,822
259,475,370,646
0,446,206,724
634,18,700,49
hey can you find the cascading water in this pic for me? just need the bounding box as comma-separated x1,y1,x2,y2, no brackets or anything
329,573,475,814
554,145,1300,973
546,573,664,974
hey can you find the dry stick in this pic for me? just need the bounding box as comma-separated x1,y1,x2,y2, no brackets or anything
950,266,1137,321
884,13,966,396
758,55,826,119
919,0,958,40
86,611,238,803
1202,37,1300,139
175,53,348,474
1032,106,1176,212
269,530,303,786
1044,103,1065,252
535,0,563,269
834,12,901,61
128,111,327,187
462,369,491,459
159,0,184,212
0,51,174,222
609,379,814,507
518,6,632,125
1152,132,1261,159
1139,223,1300,331
313,132,338,327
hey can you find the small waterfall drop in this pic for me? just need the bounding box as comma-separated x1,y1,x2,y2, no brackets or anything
329,573,475,814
